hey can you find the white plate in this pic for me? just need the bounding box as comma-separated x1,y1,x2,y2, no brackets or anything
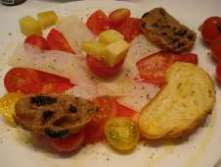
0,0,221,167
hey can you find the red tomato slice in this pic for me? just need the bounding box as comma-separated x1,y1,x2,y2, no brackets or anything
37,71,74,93
4,68,42,94
25,35,49,50
86,10,110,35
136,51,198,86
136,52,174,86
211,35,221,62
116,17,142,42
84,96,118,144
4,68,74,94
86,55,124,78
201,16,221,45
47,28,74,53
48,131,85,153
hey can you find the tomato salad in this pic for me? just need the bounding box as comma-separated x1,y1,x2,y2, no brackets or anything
1,8,207,154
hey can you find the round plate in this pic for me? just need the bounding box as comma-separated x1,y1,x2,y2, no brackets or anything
0,0,221,167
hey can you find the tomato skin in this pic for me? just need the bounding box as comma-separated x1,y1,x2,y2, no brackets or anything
86,55,124,78
211,35,221,61
136,51,198,86
4,68,74,94
4,68,42,94
136,52,174,85
117,17,142,42
47,28,74,53
86,10,110,35
201,16,221,45
47,131,85,153
25,35,49,50
109,8,131,27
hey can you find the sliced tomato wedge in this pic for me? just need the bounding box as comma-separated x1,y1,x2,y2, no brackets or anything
116,17,142,42
136,51,198,86
86,10,110,35
48,131,85,153
4,68,74,94
25,35,49,50
4,68,42,94
47,28,74,53
86,55,124,78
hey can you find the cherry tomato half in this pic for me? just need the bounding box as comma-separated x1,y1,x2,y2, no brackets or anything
104,117,139,152
86,55,124,78
109,8,131,27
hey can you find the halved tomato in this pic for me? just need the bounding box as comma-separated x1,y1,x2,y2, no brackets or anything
47,28,74,53
86,55,124,78
109,8,131,27
116,17,142,42
136,51,198,86
86,10,110,35
4,68,74,94
48,131,85,153
25,35,49,50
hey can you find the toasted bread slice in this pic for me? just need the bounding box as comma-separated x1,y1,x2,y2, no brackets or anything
138,62,215,139
141,8,196,53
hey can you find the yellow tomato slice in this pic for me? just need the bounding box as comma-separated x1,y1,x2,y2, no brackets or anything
104,117,139,152
0,93,24,126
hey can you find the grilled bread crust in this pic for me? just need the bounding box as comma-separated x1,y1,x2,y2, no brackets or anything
141,8,196,53
138,62,215,140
